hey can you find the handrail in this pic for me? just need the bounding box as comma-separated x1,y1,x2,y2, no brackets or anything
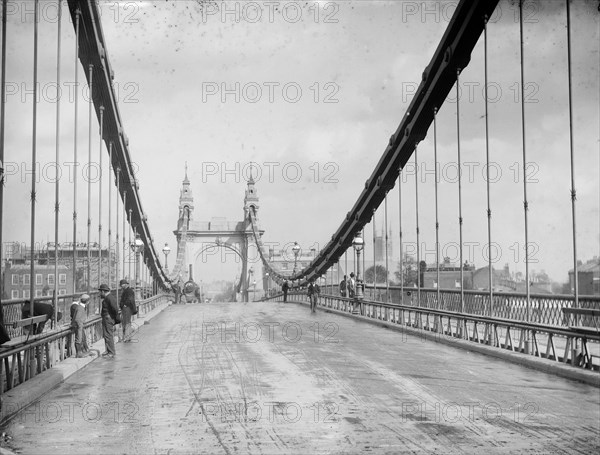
12,315,48,329
271,292,600,370
0,324,76,359
270,291,600,341
1,293,167,351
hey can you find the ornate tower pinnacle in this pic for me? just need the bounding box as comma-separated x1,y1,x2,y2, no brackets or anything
244,174,259,223
179,163,194,222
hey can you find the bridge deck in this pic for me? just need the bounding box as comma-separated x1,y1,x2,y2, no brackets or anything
2,302,599,454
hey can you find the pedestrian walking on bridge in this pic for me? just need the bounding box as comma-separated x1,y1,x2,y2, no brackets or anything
348,272,356,298
339,275,348,297
282,280,289,302
307,279,320,313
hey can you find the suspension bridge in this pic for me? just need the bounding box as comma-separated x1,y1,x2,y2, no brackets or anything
0,0,599,453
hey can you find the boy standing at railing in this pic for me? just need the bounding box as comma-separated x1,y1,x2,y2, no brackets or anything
70,294,90,358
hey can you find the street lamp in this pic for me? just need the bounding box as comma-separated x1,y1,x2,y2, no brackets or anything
131,234,144,300
292,242,301,275
265,272,269,298
352,233,364,312
248,266,254,302
162,243,171,272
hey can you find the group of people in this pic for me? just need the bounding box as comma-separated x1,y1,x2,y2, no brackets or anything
97,279,137,359
66,279,138,359
339,273,356,298
279,273,359,304
279,279,321,313
15,279,138,359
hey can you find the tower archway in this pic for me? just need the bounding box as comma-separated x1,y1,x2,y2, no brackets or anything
169,168,264,302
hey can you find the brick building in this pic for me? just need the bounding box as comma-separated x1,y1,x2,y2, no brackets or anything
569,258,600,296
2,263,72,300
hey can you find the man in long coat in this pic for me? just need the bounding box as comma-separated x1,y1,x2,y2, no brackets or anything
99,283,119,358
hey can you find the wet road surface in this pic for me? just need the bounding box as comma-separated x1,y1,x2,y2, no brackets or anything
2,301,599,454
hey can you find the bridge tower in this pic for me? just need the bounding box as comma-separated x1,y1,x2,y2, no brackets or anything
171,167,265,302
172,165,194,284
178,163,194,226
244,173,259,224
242,174,262,300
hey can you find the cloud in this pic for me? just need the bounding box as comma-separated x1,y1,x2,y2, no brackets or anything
2,0,598,284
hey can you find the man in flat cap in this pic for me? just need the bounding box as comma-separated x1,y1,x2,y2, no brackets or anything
119,279,136,342
71,294,89,358
98,284,120,358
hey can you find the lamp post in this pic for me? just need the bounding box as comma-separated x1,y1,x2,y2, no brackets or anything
265,272,269,298
131,234,144,300
352,233,364,313
143,257,148,298
162,243,171,272
177,272,182,302
248,266,254,302
292,242,300,275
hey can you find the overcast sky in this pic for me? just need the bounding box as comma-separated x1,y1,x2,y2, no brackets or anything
2,0,599,285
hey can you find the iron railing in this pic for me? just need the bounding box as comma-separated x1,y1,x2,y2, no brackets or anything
321,284,600,328
272,289,600,372
1,293,102,339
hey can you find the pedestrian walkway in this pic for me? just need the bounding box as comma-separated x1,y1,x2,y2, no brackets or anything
1,301,598,454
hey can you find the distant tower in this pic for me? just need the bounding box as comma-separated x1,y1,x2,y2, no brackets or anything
243,171,259,223
178,162,194,223
375,226,394,262
387,226,394,263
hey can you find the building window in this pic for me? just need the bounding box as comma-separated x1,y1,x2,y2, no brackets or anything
36,274,43,285
58,289,67,296
23,290,30,299
11,275,19,285
11,290,19,299
47,274,55,285
59,274,67,285
35,289,43,297
23,274,30,285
